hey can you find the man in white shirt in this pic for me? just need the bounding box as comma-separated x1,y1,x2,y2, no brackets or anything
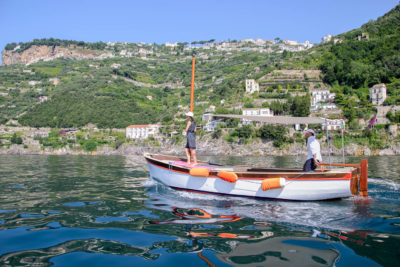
303,129,322,172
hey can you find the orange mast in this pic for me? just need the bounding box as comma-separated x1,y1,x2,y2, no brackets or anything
190,56,196,112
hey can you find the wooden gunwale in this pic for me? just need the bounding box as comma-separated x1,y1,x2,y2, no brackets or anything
145,154,353,181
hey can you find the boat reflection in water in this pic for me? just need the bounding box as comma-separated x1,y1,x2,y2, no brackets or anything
146,203,376,267
216,237,339,267
145,181,382,266
145,203,354,267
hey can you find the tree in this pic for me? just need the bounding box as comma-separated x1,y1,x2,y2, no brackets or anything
289,95,310,117
282,50,290,58
257,125,288,148
10,133,23,144
226,118,239,128
5,42,17,50
212,128,222,139
235,125,253,139
83,140,97,152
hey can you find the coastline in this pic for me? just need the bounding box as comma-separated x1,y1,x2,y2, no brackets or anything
2,138,399,156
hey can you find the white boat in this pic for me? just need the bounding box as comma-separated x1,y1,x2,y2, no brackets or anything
144,57,369,201
145,153,368,201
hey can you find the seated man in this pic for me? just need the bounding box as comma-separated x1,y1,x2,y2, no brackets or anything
303,129,322,172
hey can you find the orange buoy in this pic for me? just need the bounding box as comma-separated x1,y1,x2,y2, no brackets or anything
190,168,209,177
261,178,285,191
218,171,237,183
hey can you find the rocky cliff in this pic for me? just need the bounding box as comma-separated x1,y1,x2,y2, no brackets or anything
1,45,113,66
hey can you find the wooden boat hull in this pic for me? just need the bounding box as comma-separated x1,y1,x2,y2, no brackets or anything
145,154,355,201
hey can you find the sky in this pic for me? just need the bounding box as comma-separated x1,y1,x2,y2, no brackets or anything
0,0,398,63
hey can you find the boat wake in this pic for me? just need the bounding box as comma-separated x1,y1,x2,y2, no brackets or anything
144,180,387,233
369,177,400,190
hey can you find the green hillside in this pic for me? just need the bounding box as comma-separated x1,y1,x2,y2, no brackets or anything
0,3,399,130
1,43,311,128
319,4,400,90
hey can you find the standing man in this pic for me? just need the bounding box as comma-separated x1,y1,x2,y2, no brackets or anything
303,129,322,172
185,111,197,165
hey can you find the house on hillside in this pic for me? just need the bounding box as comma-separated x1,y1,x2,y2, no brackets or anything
245,79,259,94
165,42,178,47
322,34,333,43
369,83,386,105
311,102,337,112
38,96,48,103
310,89,336,112
28,81,41,86
49,78,60,85
205,105,216,112
204,120,224,132
357,33,369,41
321,119,345,131
202,113,225,132
284,40,298,45
126,124,159,139
242,108,273,125
202,113,214,123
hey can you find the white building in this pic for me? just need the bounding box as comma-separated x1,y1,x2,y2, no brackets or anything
38,96,48,103
243,38,255,43
303,41,313,49
369,83,386,105
111,63,121,68
284,40,298,45
165,42,178,47
49,78,60,85
204,120,224,132
311,90,336,111
322,34,333,43
243,108,273,117
311,102,337,112
205,105,216,112
202,113,214,123
28,81,41,86
242,108,273,124
311,90,335,105
322,119,345,131
255,39,266,46
245,79,259,94
126,124,159,139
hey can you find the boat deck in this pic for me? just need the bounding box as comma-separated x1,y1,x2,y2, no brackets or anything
145,153,355,178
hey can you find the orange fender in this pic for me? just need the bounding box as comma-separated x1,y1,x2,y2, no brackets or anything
218,233,238,238
190,168,209,177
218,171,237,183
261,178,285,191
187,232,213,237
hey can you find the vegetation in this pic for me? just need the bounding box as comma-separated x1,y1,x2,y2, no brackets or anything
10,133,23,144
5,38,107,52
257,124,289,148
1,4,400,152
319,5,400,89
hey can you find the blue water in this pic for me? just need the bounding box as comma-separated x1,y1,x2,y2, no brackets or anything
0,155,399,266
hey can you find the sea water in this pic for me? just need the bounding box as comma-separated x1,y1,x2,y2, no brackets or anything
0,155,399,266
